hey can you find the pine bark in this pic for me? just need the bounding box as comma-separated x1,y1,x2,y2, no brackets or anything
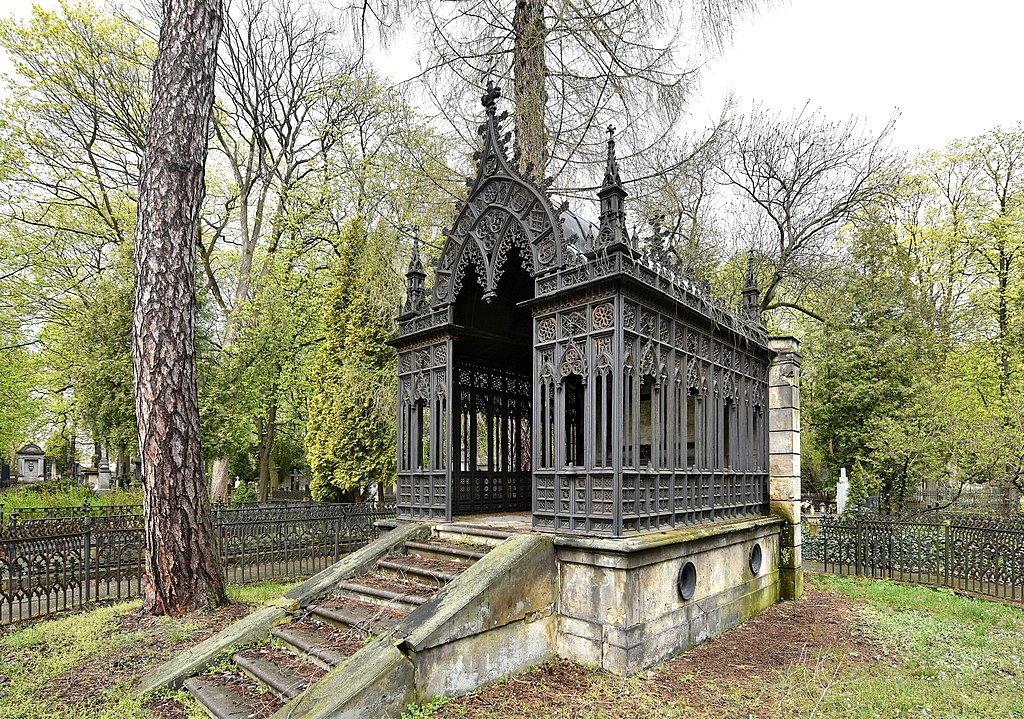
512,0,548,177
133,0,227,615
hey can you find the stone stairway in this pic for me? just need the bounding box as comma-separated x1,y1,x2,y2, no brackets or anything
182,532,494,719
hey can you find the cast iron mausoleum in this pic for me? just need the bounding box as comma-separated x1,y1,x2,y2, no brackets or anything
394,84,782,540
139,87,805,715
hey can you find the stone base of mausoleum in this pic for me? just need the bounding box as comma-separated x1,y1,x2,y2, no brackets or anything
553,516,783,675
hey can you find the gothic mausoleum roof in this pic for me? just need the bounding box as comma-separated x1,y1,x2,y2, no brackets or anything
397,81,766,351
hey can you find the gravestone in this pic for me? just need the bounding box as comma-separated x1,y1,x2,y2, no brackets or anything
836,467,849,515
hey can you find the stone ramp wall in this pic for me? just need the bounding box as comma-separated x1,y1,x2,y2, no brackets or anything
277,534,557,719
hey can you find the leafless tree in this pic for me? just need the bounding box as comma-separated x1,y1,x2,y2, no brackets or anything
133,0,227,615
633,117,730,283
411,0,770,184
719,103,898,320
204,0,345,501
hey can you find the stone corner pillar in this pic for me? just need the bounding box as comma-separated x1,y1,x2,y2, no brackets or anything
768,336,802,600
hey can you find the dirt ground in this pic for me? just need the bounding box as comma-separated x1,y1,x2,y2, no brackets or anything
39,601,250,717
8,582,882,719
432,586,884,719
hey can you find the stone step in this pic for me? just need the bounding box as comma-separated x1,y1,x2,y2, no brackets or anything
308,598,408,632
335,575,434,613
433,524,514,546
233,647,323,701
271,621,363,670
377,556,463,586
184,672,281,719
404,539,489,564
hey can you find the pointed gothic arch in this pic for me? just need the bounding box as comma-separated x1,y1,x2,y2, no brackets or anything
432,87,563,307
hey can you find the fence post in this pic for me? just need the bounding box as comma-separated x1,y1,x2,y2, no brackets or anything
7,541,15,622
855,521,863,577
83,515,92,605
886,524,893,580
333,516,340,564
943,521,950,589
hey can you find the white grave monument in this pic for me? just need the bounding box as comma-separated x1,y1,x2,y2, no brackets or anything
836,467,849,515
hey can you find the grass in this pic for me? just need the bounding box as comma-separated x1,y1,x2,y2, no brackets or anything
797,575,1024,718
414,574,1024,719
0,480,143,515
2,574,1022,718
0,579,298,719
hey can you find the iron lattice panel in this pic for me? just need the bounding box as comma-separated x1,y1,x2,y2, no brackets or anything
806,515,1024,604
397,472,448,519
452,363,532,515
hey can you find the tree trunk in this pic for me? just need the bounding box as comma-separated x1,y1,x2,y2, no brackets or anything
512,0,548,177
133,0,227,615
256,402,276,502
117,446,127,489
210,456,231,502
998,245,1011,400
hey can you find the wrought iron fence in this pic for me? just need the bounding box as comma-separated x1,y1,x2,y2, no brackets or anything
0,502,395,623
803,514,1024,603
214,502,395,585
0,499,329,525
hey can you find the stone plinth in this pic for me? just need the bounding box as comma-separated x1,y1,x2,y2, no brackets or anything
768,336,802,600
553,517,782,675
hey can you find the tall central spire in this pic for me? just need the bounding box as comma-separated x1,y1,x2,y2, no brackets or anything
595,125,628,253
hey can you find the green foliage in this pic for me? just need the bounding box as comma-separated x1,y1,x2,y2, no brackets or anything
229,480,257,507
306,223,398,499
804,219,932,507
803,134,1024,507
0,482,141,513
54,241,137,455
0,333,37,459
402,696,450,718
0,1,148,464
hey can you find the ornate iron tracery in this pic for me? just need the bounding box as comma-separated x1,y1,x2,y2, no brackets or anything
393,83,773,536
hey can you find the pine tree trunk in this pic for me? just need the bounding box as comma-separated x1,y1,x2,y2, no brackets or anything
512,0,548,177
133,0,227,615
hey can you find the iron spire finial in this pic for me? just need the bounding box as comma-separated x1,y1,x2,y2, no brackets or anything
407,229,424,277
741,248,762,322
602,125,622,190
481,80,501,113
744,249,757,291
403,228,426,316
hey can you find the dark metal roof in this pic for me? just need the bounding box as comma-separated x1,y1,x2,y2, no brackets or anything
560,210,596,252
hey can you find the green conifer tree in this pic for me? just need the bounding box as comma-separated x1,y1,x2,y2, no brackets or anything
306,223,397,501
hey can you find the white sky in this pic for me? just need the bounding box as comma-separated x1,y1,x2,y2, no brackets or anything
1,0,1021,153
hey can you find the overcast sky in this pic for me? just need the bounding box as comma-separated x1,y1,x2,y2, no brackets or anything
1,0,1021,153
